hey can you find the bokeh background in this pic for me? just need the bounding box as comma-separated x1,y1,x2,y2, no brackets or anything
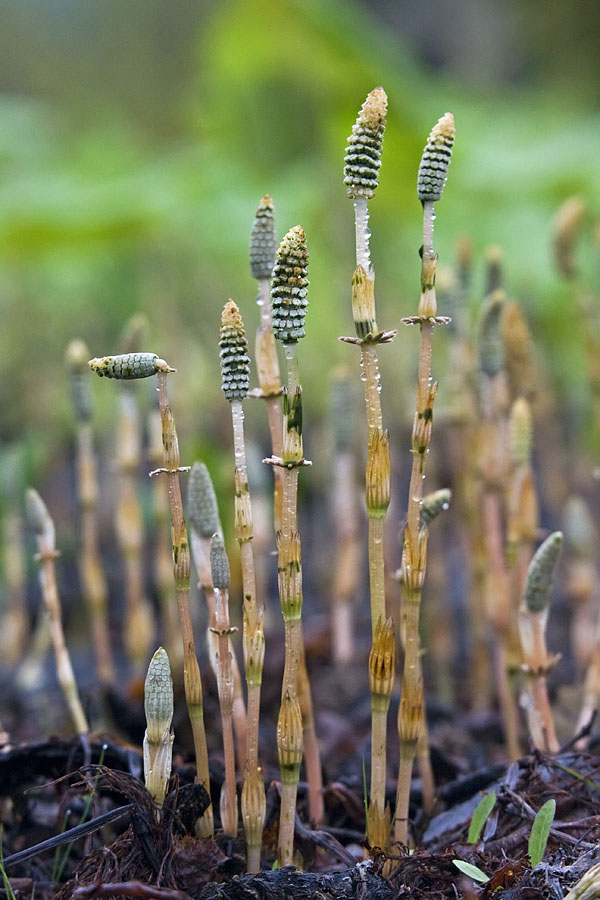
1,0,600,720
2,0,600,455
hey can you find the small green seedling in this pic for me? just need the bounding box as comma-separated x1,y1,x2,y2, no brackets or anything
467,791,497,844
529,798,556,868
452,859,490,884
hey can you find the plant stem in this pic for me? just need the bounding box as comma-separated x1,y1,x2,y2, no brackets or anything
256,277,284,532
76,424,114,686
154,370,213,837
27,490,89,735
115,390,154,677
212,580,238,836
275,343,305,866
395,199,441,846
230,397,266,868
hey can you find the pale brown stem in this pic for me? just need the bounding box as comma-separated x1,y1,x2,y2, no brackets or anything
156,371,213,836
331,453,359,665
370,707,388,818
34,526,88,735
395,596,422,846
213,585,238,837
361,344,383,433
1,507,28,668
192,535,248,777
279,781,298,866
148,409,184,672
368,517,386,637
265,396,284,534
257,277,284,533
115,393,154,675
77,424,114,685
298,638,324,826
396,231,439,845
482,490,521,761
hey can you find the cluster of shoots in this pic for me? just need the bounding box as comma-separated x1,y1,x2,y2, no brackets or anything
17,84,596,879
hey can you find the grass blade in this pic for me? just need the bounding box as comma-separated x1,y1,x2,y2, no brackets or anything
529,798,556,868
453,859,490,883
467,791,497,844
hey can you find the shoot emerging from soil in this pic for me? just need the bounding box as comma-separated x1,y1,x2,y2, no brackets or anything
395,112,454,846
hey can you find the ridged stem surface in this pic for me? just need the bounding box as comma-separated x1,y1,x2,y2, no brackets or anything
31,504,88,735
231,399,265,868
76,423,114,685
115,391,153,675
257,278,283,531
395,203,440,846
277,344,305,866
156,371,213,836
213,585,238,836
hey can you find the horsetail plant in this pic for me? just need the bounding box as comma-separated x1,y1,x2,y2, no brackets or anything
342,87,396,850
89,352,214,837
254,216,324,828
219,299,265,868
187,462,248,780
66,340,114,686
26,488,89,735
209,534,238,838
143,647,174,807
267,225,313,864
518,531,562,753
249,195,283,533
395,112,454,846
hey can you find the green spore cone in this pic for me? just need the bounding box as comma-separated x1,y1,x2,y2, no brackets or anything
343,87,387,200
210,533,230,590
219,300,250,401
271,226,309,344
417,112,455,203
525,532,563,612
88,353,173,380
187,462,221,539
250,194,277,280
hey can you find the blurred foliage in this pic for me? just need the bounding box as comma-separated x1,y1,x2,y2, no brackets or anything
0,0,599,485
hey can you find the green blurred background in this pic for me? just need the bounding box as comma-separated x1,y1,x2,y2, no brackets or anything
1,0,599,477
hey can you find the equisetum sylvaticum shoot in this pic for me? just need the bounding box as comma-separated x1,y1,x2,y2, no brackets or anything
518,531,562,753
187,462,248,782
219,299,265,870
395,111,454,847
89,351,214,837
209,533,238,838
252,210,323,828
266,224,317,864
143,647,174,807
342,87,396,850
66,339,114,686
249,195,284,533
26,488,89,736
